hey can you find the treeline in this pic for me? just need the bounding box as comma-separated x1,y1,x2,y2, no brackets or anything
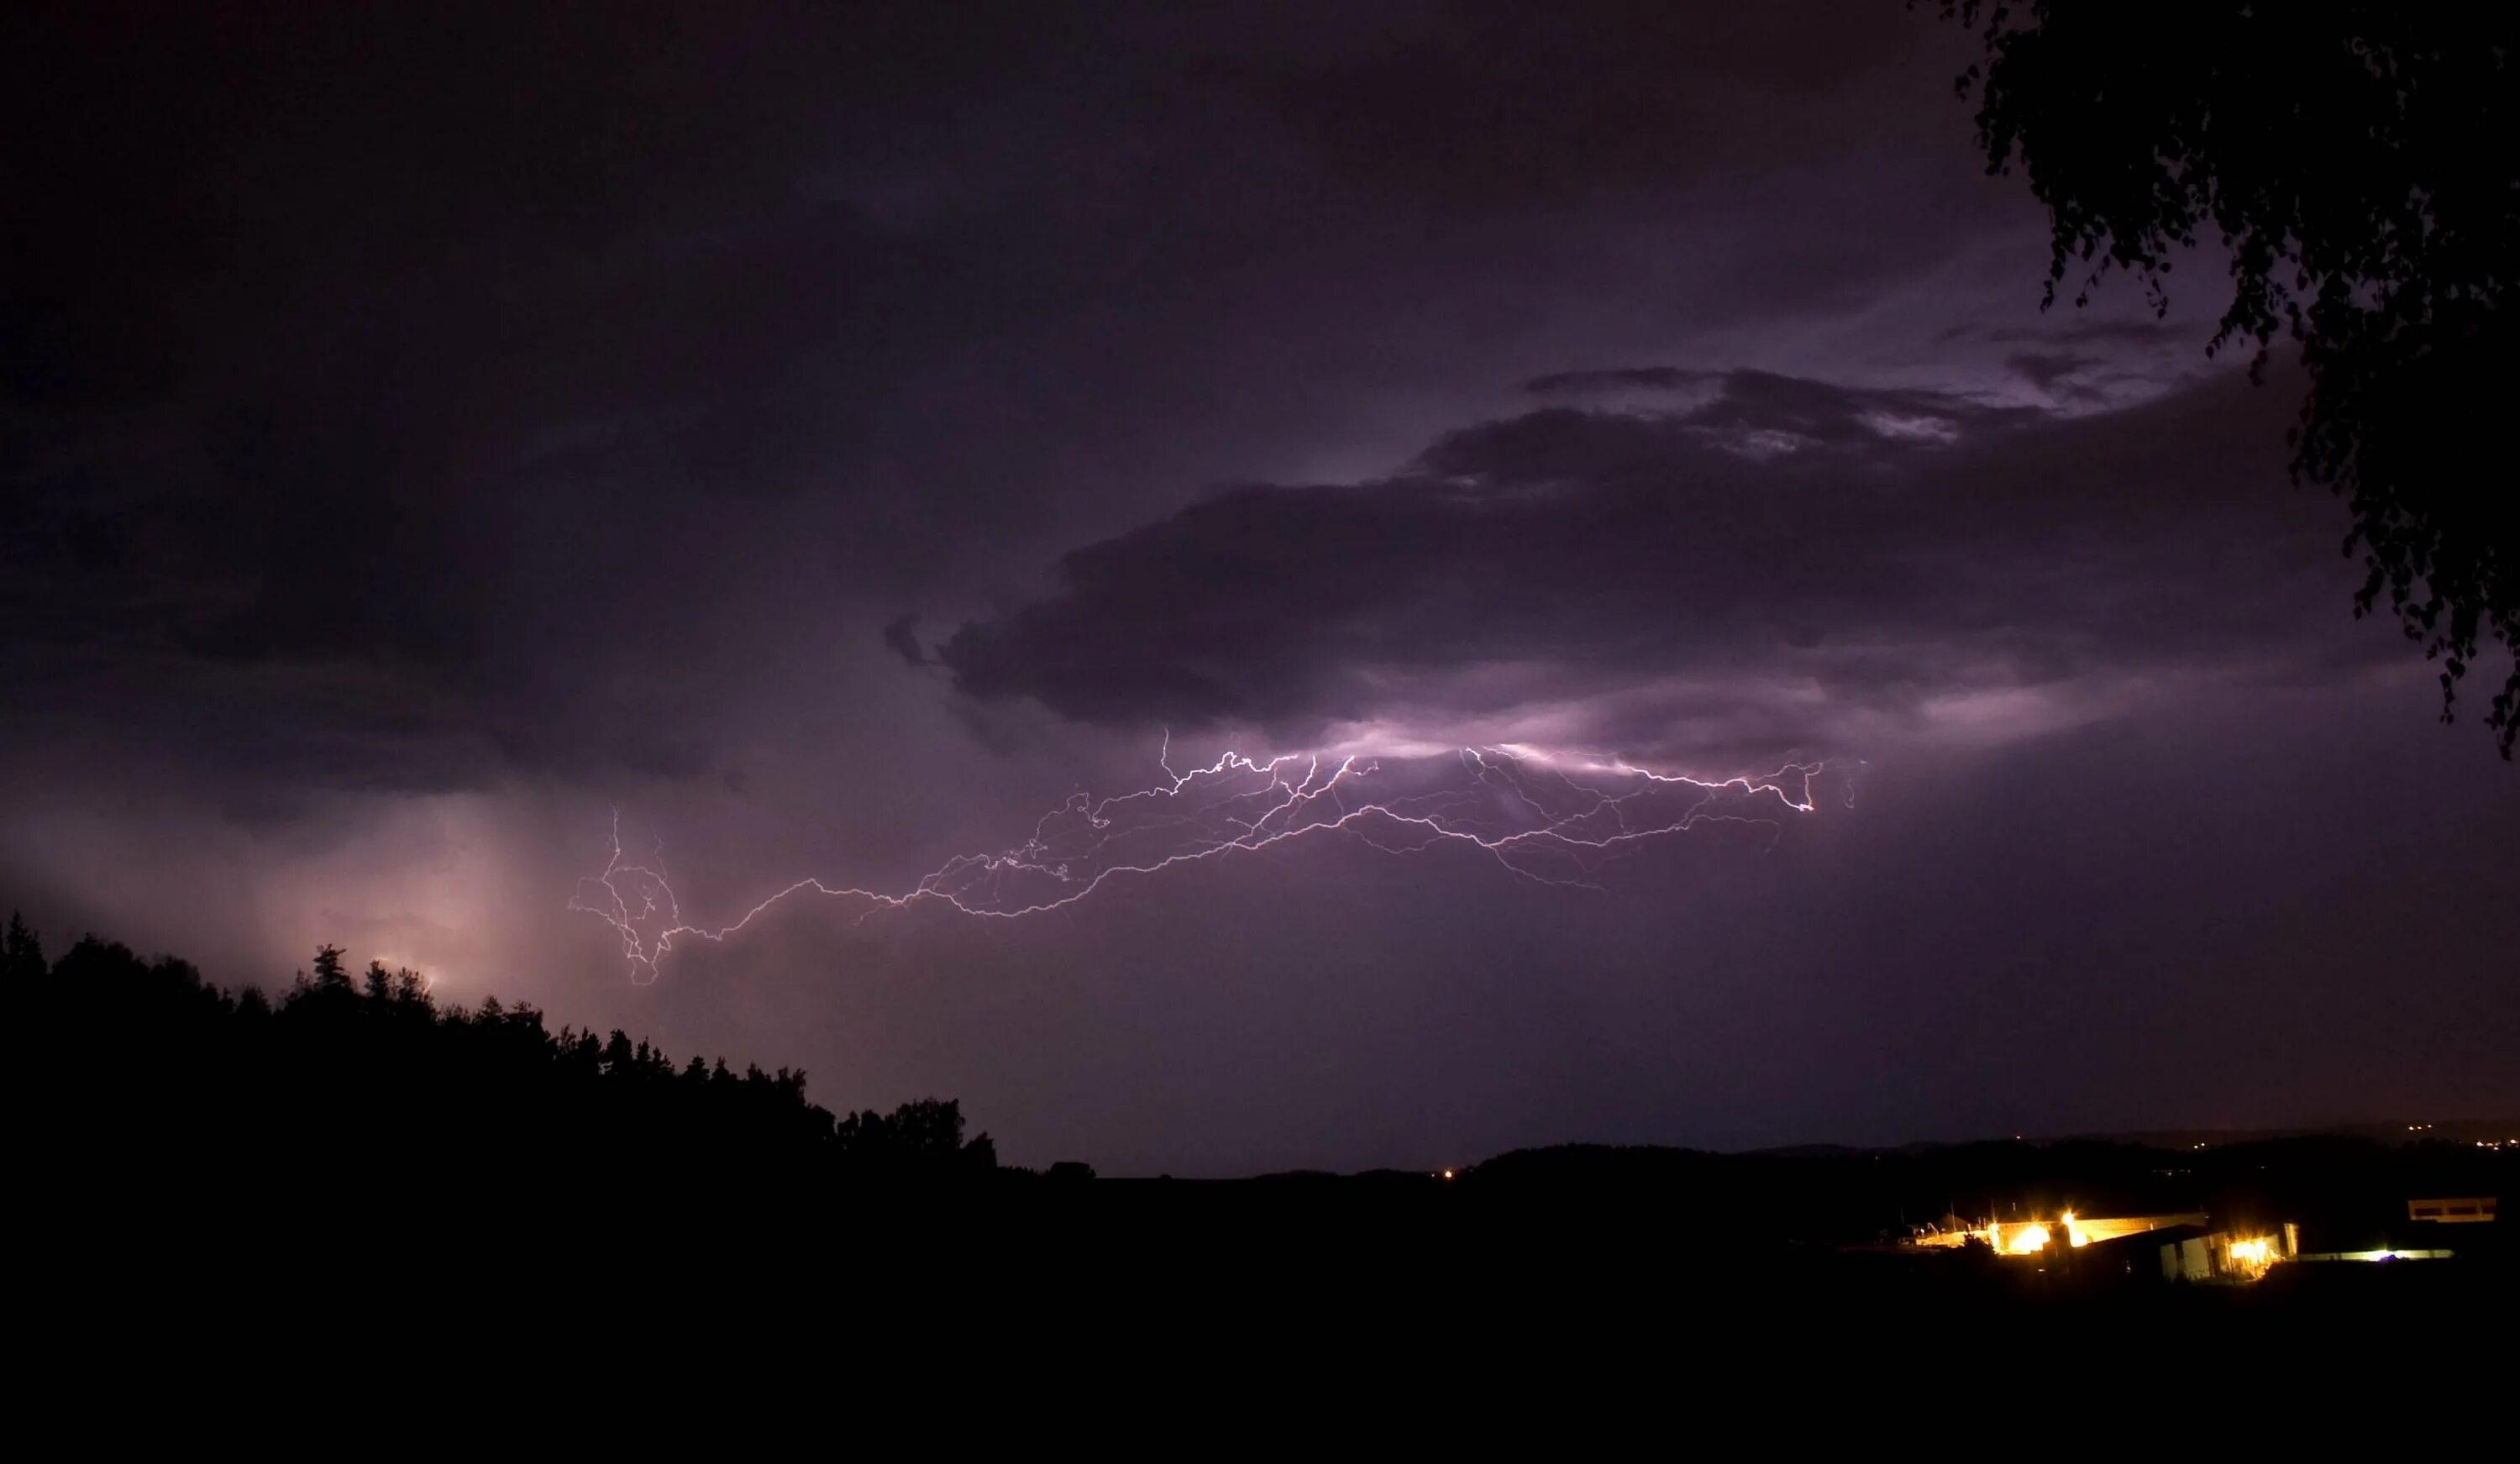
6,911,1003,1196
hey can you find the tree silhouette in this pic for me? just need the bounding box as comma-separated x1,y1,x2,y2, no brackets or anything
3,910,42,983
1935,3,2517,755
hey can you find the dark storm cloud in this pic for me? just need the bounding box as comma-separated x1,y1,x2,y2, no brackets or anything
7,4,879,790
1248,0,1933,207
1937,318,2199,354
0,2,1264,795
2002,351,2103,393
1993,318,2195,349
882,615,932,669
1517,365,2050,443
940,365,2349,758
1525,367,1704,394
15,2,1960,794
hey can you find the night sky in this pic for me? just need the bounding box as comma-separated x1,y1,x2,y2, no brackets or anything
7,3,2512,1174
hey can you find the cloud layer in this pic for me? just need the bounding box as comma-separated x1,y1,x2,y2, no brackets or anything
941,365,2352,763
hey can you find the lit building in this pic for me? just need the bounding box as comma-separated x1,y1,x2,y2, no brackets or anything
2160,1224,2297,1282
2407,1197,2497,1225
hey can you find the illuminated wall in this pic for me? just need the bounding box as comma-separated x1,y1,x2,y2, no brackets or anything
1917,1211,2208,1254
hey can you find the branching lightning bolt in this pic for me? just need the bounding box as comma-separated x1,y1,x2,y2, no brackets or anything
572,742,1826,984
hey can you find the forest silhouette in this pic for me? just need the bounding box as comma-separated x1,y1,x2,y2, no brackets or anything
8,910,1001,1202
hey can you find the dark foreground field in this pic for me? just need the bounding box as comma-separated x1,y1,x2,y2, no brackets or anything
26,1156,2510,1447
54,1163,2510,1326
